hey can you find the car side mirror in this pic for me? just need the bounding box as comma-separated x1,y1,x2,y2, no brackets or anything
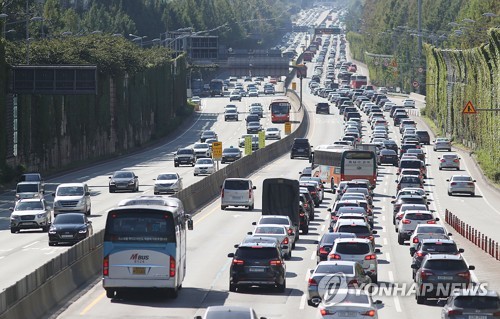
87,220,92,224
435,218,440,221
327,208,332,212
85,192,90,196
372,230,378,234
252,222,257,225
390,200,395,204
446,179,450,182
9,207,14,211
247,232,253,235
375,248,380,253
253,186,256,189
411,264,419,269
194,316,202,319
473,180,476,182
328,227,333,232
227,253,235,258
374,300,382,305
108,176,112,179
409,247,416,255
469,265,475,270
52,193,55,197
458,248,464,253
448,233,453,236
282,245,289,250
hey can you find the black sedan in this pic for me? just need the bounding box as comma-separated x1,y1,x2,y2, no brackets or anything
378,149,399,166
48,213,93,246
109,170,139,193
221,147,242,164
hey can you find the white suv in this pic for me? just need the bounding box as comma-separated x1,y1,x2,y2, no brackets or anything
397,210,439,245
220,178,255,210
52,183,91,216
328,238,380,283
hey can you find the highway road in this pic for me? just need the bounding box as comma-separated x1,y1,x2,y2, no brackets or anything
51,36,500,319
0,85,293,292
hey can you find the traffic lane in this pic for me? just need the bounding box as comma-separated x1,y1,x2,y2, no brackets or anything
53,113,331,319
0,94,286,292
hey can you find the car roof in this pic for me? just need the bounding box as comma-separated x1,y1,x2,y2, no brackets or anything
316,260,357,267
57,183,87,188
238,241,278,249
415,224,444,229
17,198,44,203
423,254,464,261
334,237,371,244
420,238,455,245
335,219,369,226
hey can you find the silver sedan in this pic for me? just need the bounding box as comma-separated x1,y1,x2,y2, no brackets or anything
447,175,476,196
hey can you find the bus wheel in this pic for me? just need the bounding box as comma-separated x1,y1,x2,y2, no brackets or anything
229,283,237,292
105,289,114,299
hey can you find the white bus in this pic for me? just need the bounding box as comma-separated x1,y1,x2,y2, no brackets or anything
102,196,193,298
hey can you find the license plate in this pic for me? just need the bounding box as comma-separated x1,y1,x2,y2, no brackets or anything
338,312,356,317
61,234,73,238
21,222,36,225
298,149,304,152
132,267,146,275
233,196,243,200
469,316,487,319
437,276,453,280
248,267,265,273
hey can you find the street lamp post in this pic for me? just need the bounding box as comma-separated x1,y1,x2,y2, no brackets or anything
129,33,147,47
0,13,7,38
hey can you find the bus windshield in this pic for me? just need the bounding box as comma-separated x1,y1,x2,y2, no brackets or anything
104,210,176,243
270,103,290,114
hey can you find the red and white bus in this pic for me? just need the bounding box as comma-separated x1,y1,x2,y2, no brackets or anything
269,98,291,123
311,145,377,190
350,73,368,89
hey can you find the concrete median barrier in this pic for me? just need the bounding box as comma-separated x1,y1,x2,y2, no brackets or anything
0,89,309,319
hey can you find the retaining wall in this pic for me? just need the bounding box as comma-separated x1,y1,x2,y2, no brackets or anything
0,89,308,319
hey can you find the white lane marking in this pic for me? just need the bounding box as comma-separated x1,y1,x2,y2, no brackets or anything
394,295,403,313
381,215,386,221
381,226,387,233
299,294,307,310
383,238,388,246
311,251,316,260
388,270,394,283
321,224,325,232
385,252,391,263
76,175,89,181
22,241,39,249
0,256,5,260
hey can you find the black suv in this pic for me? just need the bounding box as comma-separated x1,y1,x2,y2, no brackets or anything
316,102,330,114
410,239,463,278
416,130,431,145
227,242,286,292
245,114,260,123
174,148,195,167
290,138,312,159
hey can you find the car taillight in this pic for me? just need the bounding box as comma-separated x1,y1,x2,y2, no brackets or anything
420,270,434,280
416,251,425,258
282,237,289,245
492,311,500,316
288,228,293,235
467,182,474,186
319,247,329,255
248,189,252,198
304,202,309,208
365,254,376,260
402,219,411,224
447,310,463,316
221,189,224,198
320,308,330,316
348,279,358,286
308,278,318,286
366,235,374,241
232,259,244,265
457,271,471,281
270,260,283,266
299,212,305,217
103,255,109,276
361,310,376,317
451,182,457,186
427,220,436,224
453,159,459,163
169,256,176,277
413,237,419,243
440,159,445,162
311,191,317,195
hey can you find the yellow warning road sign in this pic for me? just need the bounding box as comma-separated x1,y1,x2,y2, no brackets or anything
462,101,477,114
212,142,222,160
285,122,292,135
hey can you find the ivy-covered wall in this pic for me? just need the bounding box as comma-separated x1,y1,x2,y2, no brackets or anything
5,56,190,175
425,29,500,182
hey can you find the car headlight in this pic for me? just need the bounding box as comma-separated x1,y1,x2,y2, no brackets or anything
10,214,19,220
128,180,135,185
36,213,47,219
109,180,115,185
78,229,87,234
49,227,57,234
77,199,85,206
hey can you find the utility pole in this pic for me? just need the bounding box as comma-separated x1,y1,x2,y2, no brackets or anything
26,0,29,64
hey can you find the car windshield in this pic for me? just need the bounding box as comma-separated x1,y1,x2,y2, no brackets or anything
401,177,421,183
157,174,178,180
197,159,212,165
260,218,288,225
417,226,445,234
114,172,133,178
194,144,208,149
422,243,457,253
436,138,449,142
267,128,279,132
177,149,192,154
335,242,370,254
405,213,433,220
16,184,39,193
424,259,467,271
454,296,500,309
235,247,278,259
57,186,84,196
453,176,472,182
21,174,41,181
224,148,239,154
443,154,458,159
54,214,84,224
16,201,43,210
255,227,285,235
315,265,354,274
337,225,369,235
400,204,427,212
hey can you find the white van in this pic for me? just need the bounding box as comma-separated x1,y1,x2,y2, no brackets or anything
52,183,91,216
220,178,256,211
